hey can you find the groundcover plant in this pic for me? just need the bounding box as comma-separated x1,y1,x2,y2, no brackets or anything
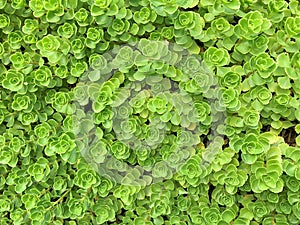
1,0,300,224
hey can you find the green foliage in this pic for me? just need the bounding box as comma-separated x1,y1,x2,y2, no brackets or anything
204,47,230,67
285,17,300,38
85,27,104,49
27,157,50,182
2,70,24,91
33,66,52,86
74,168,98,189
174,11,204,39
22,19,39,34
247,53,277,79
234,11,271,40
0,0,300,224
133,7,157,24
108,18,130,37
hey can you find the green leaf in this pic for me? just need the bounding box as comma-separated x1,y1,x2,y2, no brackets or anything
277,53,291,68
278,76,292,89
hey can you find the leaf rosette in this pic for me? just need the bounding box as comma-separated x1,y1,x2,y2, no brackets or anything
2,70,24,92
267,0,288,23
234,11,271,40
133,7,157,24
0,14,10,29
250,53,277,79
204,47,230,67
285,17,300,38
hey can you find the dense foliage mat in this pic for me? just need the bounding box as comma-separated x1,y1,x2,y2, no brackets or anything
1,0,300,224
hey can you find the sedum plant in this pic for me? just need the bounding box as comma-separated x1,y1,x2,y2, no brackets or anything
0,0,300,224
